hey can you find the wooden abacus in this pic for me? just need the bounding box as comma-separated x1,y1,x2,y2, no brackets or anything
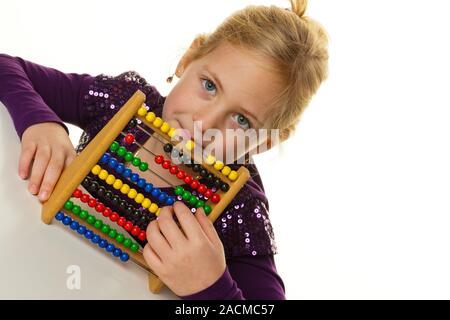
41,90,250,293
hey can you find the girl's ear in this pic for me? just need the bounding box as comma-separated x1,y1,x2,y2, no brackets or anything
175,37,205,77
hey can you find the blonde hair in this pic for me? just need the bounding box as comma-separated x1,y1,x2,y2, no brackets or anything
178,0,329,141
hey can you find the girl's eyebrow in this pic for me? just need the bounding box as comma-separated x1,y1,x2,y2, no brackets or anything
204,65,264,127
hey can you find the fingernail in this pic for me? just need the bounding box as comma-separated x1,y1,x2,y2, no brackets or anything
29,184,38,194
19,172,26,179
38,191,48,201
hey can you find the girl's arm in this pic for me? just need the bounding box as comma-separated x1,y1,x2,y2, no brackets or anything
180,255,286,300
0,53,94,139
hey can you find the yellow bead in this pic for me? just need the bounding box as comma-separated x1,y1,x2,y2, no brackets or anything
185,140,195,151
145,112,156,122
153,117,163,128
106,174,115,185
142,198,151,209
160,122,170,133
156,208,161,216
205,154,216,165
120,184,130,194
137,106,148,116
221,166,231,176
91,165,101,175
149,203,158,213
113,179,123,190
135,193,144,204
213,161,224,171
98,170,108,180
228,170,238,181
168,127,176,138
127,189,138,199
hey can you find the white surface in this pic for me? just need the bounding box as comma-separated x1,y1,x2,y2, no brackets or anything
1,0,450,300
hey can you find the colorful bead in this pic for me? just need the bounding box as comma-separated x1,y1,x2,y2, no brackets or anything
130,243,139,252
185,140,195,151
155,155,164,164
113,179,123,190
153,117,163,128
135,193,144,204
87,215,96,225
115,234,125,243
213,161,224,171
107,158,118,169
79,210,88,220
176,170,186,179
72,189,82,198
106,174,115,185
100,153,110,164
91,165,101,175
109,141,119,152
124,133,135,145
139,162,148,171
124,152,134,162
117,147,126,157
120,184,131,194
162,160,171,169
205,154,216,165
94,220,103,229
203,205,212,215
80,194,89,203
228,170,238,181
137,106,147,116
142,198,151,209
204,189,213,199
169,165,178,174
132,157,141,167
127,189,138,199
98,170,108,180
160,122,170,133
221,166,232,176
149,203,158,214
175,186,184,196
64,200,74,210
145,112,156,122
211,194,220,203
123,239,132,248
184,175,193,184
72,206,81,215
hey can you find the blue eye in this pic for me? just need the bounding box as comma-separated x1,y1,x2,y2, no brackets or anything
201,78,217,95
233,114,251,129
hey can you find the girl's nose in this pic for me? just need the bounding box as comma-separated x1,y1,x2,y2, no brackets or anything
192,106,219,133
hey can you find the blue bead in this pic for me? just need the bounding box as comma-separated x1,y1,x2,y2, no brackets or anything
62,216,72,225
77,225,86,235
116,163,125,174
55,212,64,221
166,197,175,205
84,230,93,239
108,158,118,169
120,253,130,262
123,168,132,178
100,153,110,163
106,244,115,252
137,178,146,188
91,235,100,244
144,183,153,193
113,248,122,257
151,188,161,198
70,221,79,230
99,239,108,248
131,173,139,183
158,193,167,202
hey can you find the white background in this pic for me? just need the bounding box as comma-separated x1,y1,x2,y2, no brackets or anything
1,0,450,299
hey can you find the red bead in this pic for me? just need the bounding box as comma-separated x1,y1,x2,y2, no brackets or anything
95,203,105,213
110,212,119,222
117,217,126,227
190,180,199,190
124,221,133,232
80,194,89,203
169,165,179,174
211,194,220,203
88,198,97,208
197,184,207,194
72,189,82,198
184,175,193,184
138,231,146,241
155,155,164,164
103,208,112,217
131,226,140,236
162,160,171,169
204,189,213,199
124,133,135,145
176,170,186,179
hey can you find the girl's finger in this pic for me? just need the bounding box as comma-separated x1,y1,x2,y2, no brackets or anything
195,207,221,246
157,206,187,249
18,142,36,180
38,152,66,202
143,244,163,275
28,145,51,195
146,220,172,262
172,201,203,239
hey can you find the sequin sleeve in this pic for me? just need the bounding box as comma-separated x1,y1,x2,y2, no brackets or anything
0,54,94,139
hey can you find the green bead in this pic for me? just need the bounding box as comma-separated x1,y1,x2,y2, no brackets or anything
124,152,133,162
79,210,88,220
188,195,198,206
175,186,184,196
196,200,205,208
94,220,103,229
123,238,132,248
117,146,126,157
182,190,191,201
72,206,81,215
87,216,96,225
110,141,119,152
204,205,212,215
130,243,139,252
108,229,118,239
101,224,110,234
115,234,125,243
139,161,148,171
64,200,73,210
132,157,141,167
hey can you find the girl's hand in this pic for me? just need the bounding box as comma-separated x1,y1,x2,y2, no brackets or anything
19,122,76,202
143,202,226,296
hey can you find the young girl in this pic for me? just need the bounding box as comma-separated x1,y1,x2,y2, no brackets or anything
0,0,328,299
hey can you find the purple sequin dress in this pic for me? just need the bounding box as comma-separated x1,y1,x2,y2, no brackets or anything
0,54,285,299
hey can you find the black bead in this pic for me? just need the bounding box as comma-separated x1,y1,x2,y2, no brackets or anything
89,181,99,192
192,164,201,172
214,178,222,187
105,191,113,201
199,168,208,177
220,183,230,192
184,156,192,166
126,118,137,130
111,195,120,206
119,200,128,211
126,205,134,216
163,143,173,153
82,177,91,187
97,186,106,197
206,173,214,182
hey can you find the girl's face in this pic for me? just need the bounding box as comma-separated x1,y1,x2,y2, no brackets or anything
162,41,283,163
